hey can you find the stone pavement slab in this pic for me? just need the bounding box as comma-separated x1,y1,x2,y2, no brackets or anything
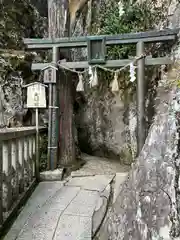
47,186,81,206
3,182,64,240
16,186,80,240
66,175,115,192
53,214,92,240
16,207,62,240
3,170,128,240
63,189,99,217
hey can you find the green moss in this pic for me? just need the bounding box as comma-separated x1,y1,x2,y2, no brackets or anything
0,0,46,49
119,145,133,165
0,0,47,83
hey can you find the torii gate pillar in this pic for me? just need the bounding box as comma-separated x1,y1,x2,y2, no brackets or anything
136,41,146,155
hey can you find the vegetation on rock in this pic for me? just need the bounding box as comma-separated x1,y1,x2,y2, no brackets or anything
0,0,46,77
0,0,46,49
80,0,170,164
0,0,48,170
92,0,168,96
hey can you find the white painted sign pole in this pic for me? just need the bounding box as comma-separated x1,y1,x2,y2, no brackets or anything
35,107,39,180
24,82,47,181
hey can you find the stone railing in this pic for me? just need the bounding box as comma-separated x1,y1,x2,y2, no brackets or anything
0,126,47,230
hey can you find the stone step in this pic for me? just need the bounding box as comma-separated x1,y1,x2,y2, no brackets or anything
40,168,64,181
65,174,115,192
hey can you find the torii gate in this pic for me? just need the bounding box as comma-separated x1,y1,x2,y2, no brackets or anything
23,28,179,170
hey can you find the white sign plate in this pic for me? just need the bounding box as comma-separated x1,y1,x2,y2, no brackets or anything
27,83,46,108
43,66,57,83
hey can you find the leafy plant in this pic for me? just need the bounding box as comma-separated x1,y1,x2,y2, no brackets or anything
0,0,46,49
91,0,168,97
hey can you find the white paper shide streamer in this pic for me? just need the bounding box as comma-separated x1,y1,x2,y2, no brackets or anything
89,67,98,88
76,73,84,92
118,1,125,17
111,72,119,92
88,66,93,87
130,63,136,82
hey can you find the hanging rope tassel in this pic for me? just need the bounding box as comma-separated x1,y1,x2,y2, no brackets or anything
118,1,125,17
111,72,119,92
76,73,84,92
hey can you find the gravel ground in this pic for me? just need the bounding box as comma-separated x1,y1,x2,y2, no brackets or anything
71,153,130,176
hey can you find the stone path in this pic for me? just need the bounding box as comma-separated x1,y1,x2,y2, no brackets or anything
3,155,129,240
73,154,130,176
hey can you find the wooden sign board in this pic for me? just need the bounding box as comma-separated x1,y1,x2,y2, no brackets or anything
26,82,47,108
87,37,106,64
43,65,58,83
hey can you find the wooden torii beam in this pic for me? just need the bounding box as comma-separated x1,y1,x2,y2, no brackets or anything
24,28,179,48
23,28,179,157
24,28,178,71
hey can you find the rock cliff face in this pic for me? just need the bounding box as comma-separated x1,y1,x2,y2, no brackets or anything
75,89,137,163
97,64,180,240
71,1,180,238
72,0,152,163
2,0,180,238
95,1,180,238
69,0,131,163
0,0,47,127
73,0,180,164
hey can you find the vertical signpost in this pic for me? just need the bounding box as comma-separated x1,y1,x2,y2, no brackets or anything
43,65,54,169
51,47,59,170
25,82,47,181
43,51,59,170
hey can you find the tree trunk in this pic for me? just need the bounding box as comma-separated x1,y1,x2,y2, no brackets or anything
48,0,76,166
58,72,76,166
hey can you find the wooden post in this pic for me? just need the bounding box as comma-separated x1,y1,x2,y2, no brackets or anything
136,41,146,155
48,0,76,167
0,142,3,226
0,87,5,128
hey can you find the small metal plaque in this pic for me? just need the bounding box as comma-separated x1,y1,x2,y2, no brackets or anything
87,37,106,64
27,82,46,108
